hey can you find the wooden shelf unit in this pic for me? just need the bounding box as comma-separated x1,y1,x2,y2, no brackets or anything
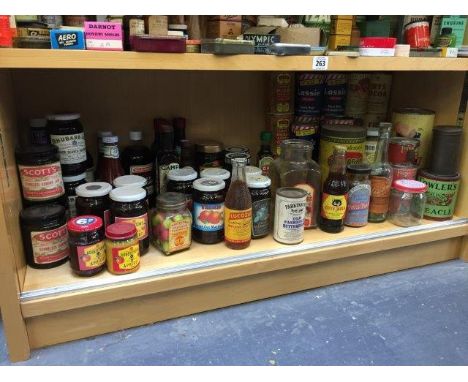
0,49,467,362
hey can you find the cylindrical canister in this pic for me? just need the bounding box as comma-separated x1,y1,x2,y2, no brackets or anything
391,163,418,184
428,126,463,176
345,73,370,123
392,108,435,168
418,169,460,221
273,187,308,245
363,73,393,127
404,21,430,48
388,137,420,165
322,73,348,117
268,72,294,114
267,113,293,156
290,116,321,162
295,72,326,116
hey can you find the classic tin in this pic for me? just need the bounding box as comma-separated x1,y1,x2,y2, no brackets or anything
392,108,435,167
290,116,320,161
391,163,418,184
267,113,293,156
388,137,420,165
322,73,348,117
268,72,294,114
363,73,392,127
273,187,308,245
404,21,430,48
345,73,370,123
295,72,326,116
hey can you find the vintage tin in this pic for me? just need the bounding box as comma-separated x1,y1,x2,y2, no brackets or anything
267,113,293,156
273,187,308,245
388,137,420,165
428,126,463,176
391,163,418,184
319,125,366,181
290,116,321,161
345,73,370,123
363,73,393,127
404,21,430,48
295,72,326,116
322,73,348,117
418,169,460,221
392,108,435,167
268,72,294,114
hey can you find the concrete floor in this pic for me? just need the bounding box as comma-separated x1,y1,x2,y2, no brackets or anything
1,260,468,366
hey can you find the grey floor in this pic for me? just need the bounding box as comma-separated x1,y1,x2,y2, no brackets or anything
1,260,468,366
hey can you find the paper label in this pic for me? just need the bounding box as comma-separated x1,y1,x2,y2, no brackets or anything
252,198,271,237
370,176,392,214
321,193,348,220
68,195,77,218
193,202,224,232
115,213,148,240
294,183,317,228
258,156,274,176
345,184,371,226
130,162,154,196
50,133,86,165
168,219,192,253
312,56,329,70
158,163,179,194
418,176,459,219
110,244,140,273
31,224,69,265
18,162,65,201
77,241,106,270
224,207,252,244
273,196,306,244
102,145,120,159
365,141,378,164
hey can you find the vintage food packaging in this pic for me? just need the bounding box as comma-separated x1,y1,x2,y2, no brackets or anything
50,29,85,49
84,21,123,51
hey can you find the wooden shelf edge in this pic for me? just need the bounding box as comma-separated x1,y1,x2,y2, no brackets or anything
1,49,468,71
20,219,468,318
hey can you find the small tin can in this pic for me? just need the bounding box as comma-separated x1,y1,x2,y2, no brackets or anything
273,187,308,245
267,113,293,156
268,72,294,114
391,163,418,184
322,73,348,117
290,116,320,161
388,137,420,165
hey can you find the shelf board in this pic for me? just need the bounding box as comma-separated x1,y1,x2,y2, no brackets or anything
1,49,468,71
20,217,468,318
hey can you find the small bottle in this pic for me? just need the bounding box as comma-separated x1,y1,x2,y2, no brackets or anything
156,124,180,194
122,130,155,206
319,145,349,233
98,135,125,185
173,117,186,157
224,157,252,249
257,131,275,177
369,123,393,223
436,27,457,48
94,130,112,180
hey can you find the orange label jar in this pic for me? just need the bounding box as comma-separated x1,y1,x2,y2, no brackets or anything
105,222,140,275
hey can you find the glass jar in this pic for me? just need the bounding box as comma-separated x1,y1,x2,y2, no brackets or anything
75,182,112,228
192,178,225,244
63,172,87,218
345,164,371,227
200,168,231,191
67,215,106,277
105,222,140,275
247,175,271,239
195,140,223,172
20,204,69,269
270,139,321,229
110,186,149,255
152,192,192,255
47,113,87,176
388,179,427,227
167,167,198,210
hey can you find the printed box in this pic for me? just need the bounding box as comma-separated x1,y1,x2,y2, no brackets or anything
50,29,85,49
84,21,123,51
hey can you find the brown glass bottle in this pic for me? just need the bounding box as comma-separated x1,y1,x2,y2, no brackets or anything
319,145,349,233
98,135,125,185
224,157,252,250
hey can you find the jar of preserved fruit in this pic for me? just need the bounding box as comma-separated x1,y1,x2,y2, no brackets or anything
105,222,140,275
195,141,223,172
152,192,192,255
47,113,87,176
109,186,149,255
75,182,112,227
20,204,69,269
67,215,106,277
247,175,272,239
388,179,427,227
192,178,225,244
15,144,67,208
63,172,87,218
167,167,198,210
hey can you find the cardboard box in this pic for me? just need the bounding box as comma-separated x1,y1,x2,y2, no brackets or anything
84,21,123,51
207,16,242,22
243,26,280,54
147,15,168,36
331,18,353,35
328,34,351,50
440,16,467,48
50,29,85,49
206,20,242,39
277,26,320,46
332,15,353,20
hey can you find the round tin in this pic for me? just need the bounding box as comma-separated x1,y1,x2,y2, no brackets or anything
388,137,420,165
404,21,430,48
391,163,418,184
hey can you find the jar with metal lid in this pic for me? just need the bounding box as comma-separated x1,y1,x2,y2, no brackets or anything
224,152,251,174
110,186,149,255
15,144,67,208
195,140,223,172
75,182,112,227
388,179,427,227
152,192,192,255
247,175,272,239
105,222,140,275
166,167,198,210
200,168,231,191
63,172,87,218
345,164,371,227
245,166,262,179
191,178,225,244
20,204,69,269
47,113,87,175
67,215,106,277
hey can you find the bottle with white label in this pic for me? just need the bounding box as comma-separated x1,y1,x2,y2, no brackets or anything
47,113,87,176
98,135,125,185
156,124,179,195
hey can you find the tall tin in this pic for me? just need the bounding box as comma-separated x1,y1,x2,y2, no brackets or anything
345,73,370,124
363,73,393,127
267,72,294,114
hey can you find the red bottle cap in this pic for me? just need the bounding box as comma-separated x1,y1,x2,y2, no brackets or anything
393,179,428,193
67,215,103,233
105,222,137,240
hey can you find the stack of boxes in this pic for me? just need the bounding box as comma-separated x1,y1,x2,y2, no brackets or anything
328,15,353,50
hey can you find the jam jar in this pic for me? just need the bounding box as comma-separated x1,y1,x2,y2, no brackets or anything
152,192,192,255
109,186,149,255
67,215,106,277
167,167,198,210
20,204,69,269
63,172,87,218
113,175,148,204
105,222,140,275
195,140,223,172
247,175,272,239
200,168,231,191
15,144,67,208
47,113,87,176
75,182,112,227
192,178,225,244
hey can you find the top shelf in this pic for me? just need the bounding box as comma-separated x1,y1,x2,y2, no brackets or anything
0,49,467,71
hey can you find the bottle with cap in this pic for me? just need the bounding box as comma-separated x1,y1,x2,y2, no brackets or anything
257,131,274,177
156,124,179,195
94,130,113,180
97,135,125,185
121,130,155,206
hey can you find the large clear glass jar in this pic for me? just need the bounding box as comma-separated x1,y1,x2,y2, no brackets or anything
270,139,321,228
388,180,427,227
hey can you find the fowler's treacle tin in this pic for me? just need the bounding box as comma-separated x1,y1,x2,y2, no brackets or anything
273,187,308,244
